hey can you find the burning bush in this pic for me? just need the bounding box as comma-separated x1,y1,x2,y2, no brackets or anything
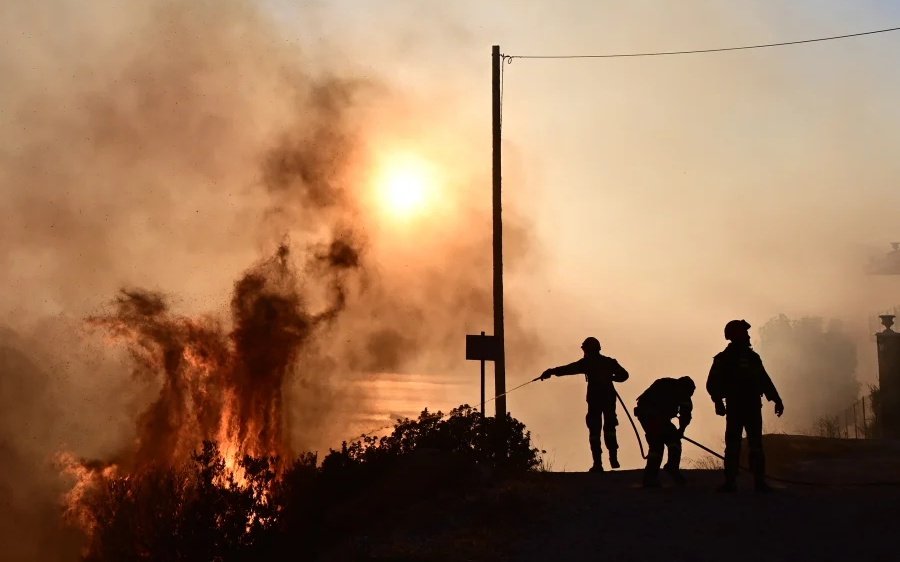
64,408,541,561
58,241,360,558
55,232,543,560
67,442,279,562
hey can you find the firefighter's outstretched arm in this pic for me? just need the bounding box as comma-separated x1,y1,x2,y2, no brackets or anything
539,359,585,380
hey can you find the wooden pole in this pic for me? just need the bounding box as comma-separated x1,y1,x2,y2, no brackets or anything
853,402,859,439
480,331,486,415
492,45,507,419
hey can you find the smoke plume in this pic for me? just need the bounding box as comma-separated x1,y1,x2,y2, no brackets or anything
0,0,540,559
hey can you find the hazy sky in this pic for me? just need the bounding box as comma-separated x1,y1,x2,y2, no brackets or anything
268,0,900,468
4,0,900,476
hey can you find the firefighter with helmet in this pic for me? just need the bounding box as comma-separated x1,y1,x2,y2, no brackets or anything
539,337,629,472
634,376,695,487
706,319,784,492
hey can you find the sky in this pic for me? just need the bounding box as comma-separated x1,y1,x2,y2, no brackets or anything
4,0,900,485
264,0,900,468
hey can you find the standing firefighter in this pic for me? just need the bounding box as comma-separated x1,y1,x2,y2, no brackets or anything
706,319,784,493
634,376,695,487
539,337,629,472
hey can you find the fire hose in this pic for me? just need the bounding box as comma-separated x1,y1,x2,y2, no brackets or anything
481,376,541,407
615,390,647,460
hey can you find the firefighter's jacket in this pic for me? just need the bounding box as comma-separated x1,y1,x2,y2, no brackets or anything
635,378,693,429
706,343,781,409
547,353,629,405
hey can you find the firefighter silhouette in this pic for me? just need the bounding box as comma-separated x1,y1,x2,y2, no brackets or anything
540,337,629,472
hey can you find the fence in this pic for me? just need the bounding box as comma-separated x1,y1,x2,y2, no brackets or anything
822,393,880,439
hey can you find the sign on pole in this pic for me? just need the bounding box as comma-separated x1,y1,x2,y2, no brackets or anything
466,333,499,362
466,332,498,415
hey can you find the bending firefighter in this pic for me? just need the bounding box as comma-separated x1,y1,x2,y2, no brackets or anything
539,337,629,472
706,319,784,493
634,376,695,487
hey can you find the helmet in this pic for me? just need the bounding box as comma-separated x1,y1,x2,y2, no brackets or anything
678,376,696,392
724,319,751,341
581,337,601,353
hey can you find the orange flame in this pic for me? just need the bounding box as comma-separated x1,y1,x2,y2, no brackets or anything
59,242,360,542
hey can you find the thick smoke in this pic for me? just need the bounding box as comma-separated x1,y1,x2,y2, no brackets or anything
1,1,538,558
757,315,859,432
0,330,83,561
79,242,358,471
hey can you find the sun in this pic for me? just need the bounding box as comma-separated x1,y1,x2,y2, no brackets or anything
385,168,426,215
374,153,436,219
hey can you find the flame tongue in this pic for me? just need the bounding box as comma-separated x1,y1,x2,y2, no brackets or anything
88,244,312,471
62,241,358,538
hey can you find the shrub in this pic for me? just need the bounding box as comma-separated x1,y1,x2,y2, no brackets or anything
814,415,843,438
320,405,542,476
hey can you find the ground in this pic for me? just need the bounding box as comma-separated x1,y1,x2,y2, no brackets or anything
321,436,900,562
512,470,897,562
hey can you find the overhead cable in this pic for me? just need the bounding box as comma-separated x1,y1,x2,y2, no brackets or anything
505,24,900,60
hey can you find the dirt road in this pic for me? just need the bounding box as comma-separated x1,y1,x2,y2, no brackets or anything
322,436,900,562
510,470,898,562
336,468,900,562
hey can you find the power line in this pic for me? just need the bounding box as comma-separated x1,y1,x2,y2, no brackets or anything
505,24,900,60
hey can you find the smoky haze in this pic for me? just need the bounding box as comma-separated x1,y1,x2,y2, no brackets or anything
0,0,534,559
488,4,900,471
4,0,900,559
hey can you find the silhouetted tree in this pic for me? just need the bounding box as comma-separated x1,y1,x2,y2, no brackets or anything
757,315,858,432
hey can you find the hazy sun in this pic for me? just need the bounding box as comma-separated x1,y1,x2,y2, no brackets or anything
385,168,426,214
374,153,436,219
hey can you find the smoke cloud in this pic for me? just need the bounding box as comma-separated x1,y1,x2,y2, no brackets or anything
757,315,859,432
0,0,537,558
8,1,900,557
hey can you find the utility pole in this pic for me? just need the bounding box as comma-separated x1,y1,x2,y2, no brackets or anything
492,45,507,419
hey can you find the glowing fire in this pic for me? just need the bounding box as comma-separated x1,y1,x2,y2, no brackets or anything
59,241,360,543
57,453,120,535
